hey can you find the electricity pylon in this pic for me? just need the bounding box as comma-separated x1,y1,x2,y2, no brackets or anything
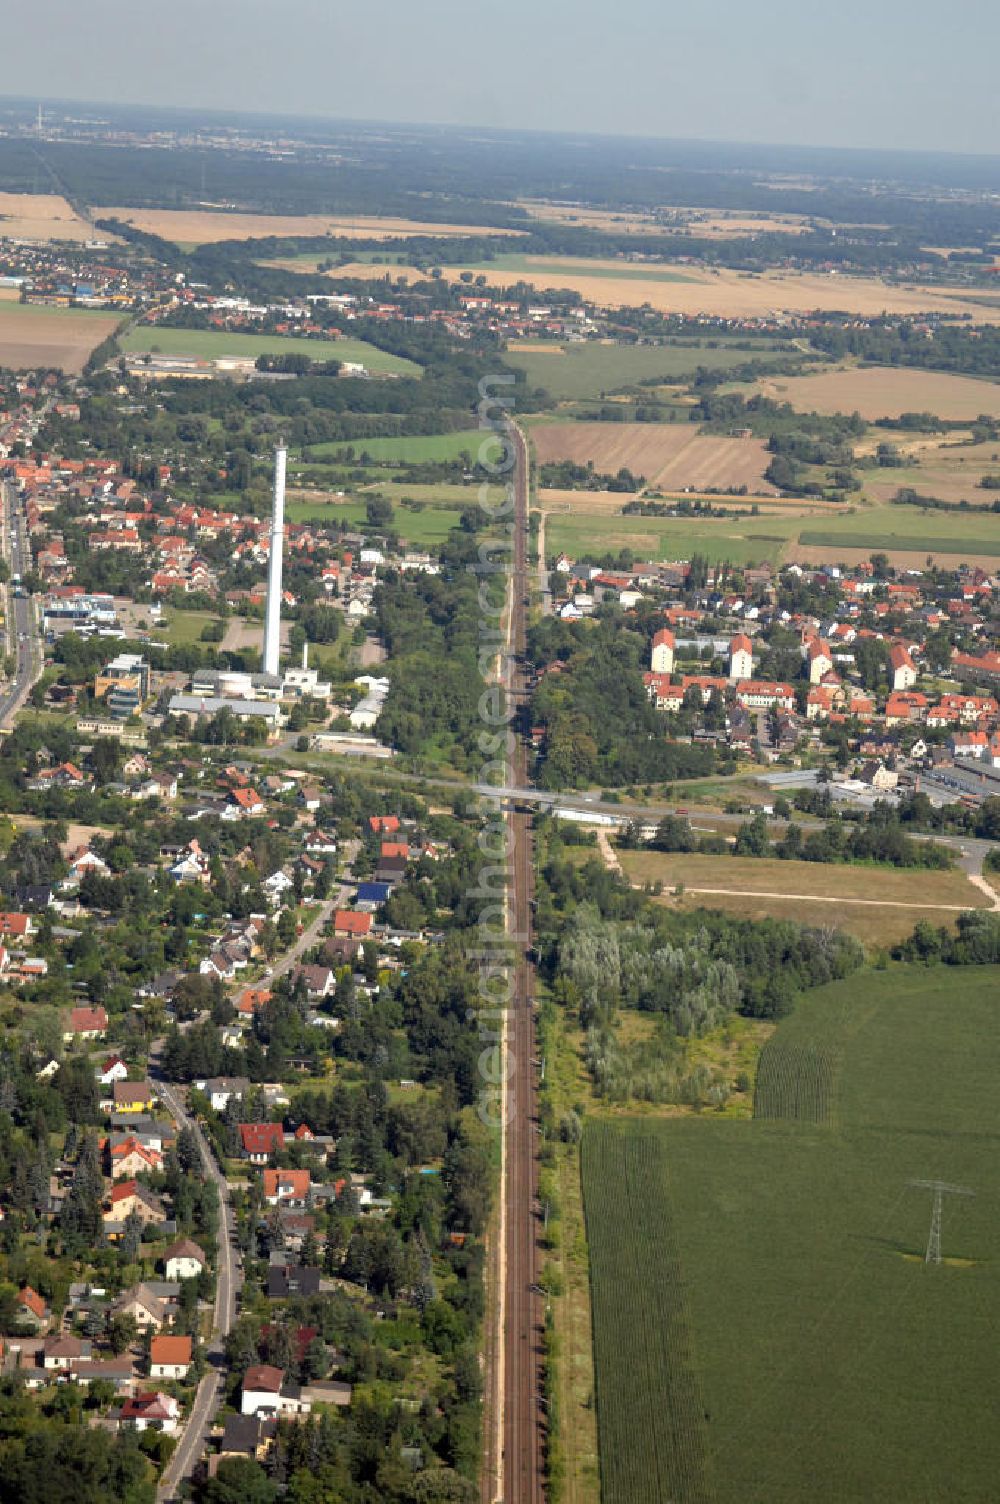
909,1180,974,1265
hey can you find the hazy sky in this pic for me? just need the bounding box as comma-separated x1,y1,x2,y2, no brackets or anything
5,0,998,155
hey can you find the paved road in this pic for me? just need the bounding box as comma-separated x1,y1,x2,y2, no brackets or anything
268,840,359,983
149,843,357,1498
153,1078,242,1502
0,479,43,727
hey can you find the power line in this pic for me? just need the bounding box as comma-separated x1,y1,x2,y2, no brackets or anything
908,1179,975,1265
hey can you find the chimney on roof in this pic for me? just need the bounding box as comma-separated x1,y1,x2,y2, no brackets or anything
262,445,286,677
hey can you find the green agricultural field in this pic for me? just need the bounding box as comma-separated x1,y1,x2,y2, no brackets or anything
545,500,1000,567
304,430,485,463
800,526,1000,557
119,325,421,376
466,253,697,283
545,509,794,566
583,965,1000,1504
508,339,800,402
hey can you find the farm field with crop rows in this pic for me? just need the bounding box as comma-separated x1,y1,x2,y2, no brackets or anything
582,966,1000,1503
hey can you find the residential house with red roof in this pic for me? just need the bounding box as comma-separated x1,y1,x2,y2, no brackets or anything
238,1123,285,1164
63,1005,108,1043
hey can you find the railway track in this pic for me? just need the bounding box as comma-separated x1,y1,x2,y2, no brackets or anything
483,421,545,1503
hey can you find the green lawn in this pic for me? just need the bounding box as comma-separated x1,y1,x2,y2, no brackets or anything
158,608,221,646
304,430,486,463
285,496,465,545
507,339,800,402
119,325,421,376
583,965,1000,1504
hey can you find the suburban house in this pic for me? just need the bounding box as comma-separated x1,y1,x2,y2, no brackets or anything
120,1392,180,1433
333,910,372,938
149,1334,193,1380
109,1282,178,1333
16,1287,50,1331
99,1055,129,1086
262,1168,311,1208
109,1137,163,1180
227,786,266,818
266,1263,321,1300
291,964,335,1000
162,1237,207,1281
195,1075,250,1111
238,1123,285,1164
104,1180,167,1232
112,1078,156,1115
241,1364,311,1418
217,1414,277,1464
63,1005,108,1043
43,1335,92,1369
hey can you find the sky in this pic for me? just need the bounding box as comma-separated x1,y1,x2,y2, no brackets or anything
3,0,998,156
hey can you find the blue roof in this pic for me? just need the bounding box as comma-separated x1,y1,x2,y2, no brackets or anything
356,882,390,904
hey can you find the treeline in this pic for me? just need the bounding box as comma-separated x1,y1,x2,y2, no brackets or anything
896,909,1000,965
811,320,1000,379
891,487,1000,513
635,808,953,869
539,459,645,492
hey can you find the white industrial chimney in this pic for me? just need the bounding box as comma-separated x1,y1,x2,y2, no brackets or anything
262,445,287,676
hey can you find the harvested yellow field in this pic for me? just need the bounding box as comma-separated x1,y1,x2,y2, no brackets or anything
0,191,94,242
863,436,1000,506
96,207,522,246
0,302,121,373
786,544,999,572
619,849,986,906
331,257,1000,322
666,890,967,948
619,848,987,946
752,365,1000,421
532,421,777,493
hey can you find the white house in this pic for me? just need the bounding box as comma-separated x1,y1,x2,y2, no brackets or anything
99,1055,129,1087
242,1364,312,1418
162,1238,206,1281
149,1334,192,1380
121,1392,180,1432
